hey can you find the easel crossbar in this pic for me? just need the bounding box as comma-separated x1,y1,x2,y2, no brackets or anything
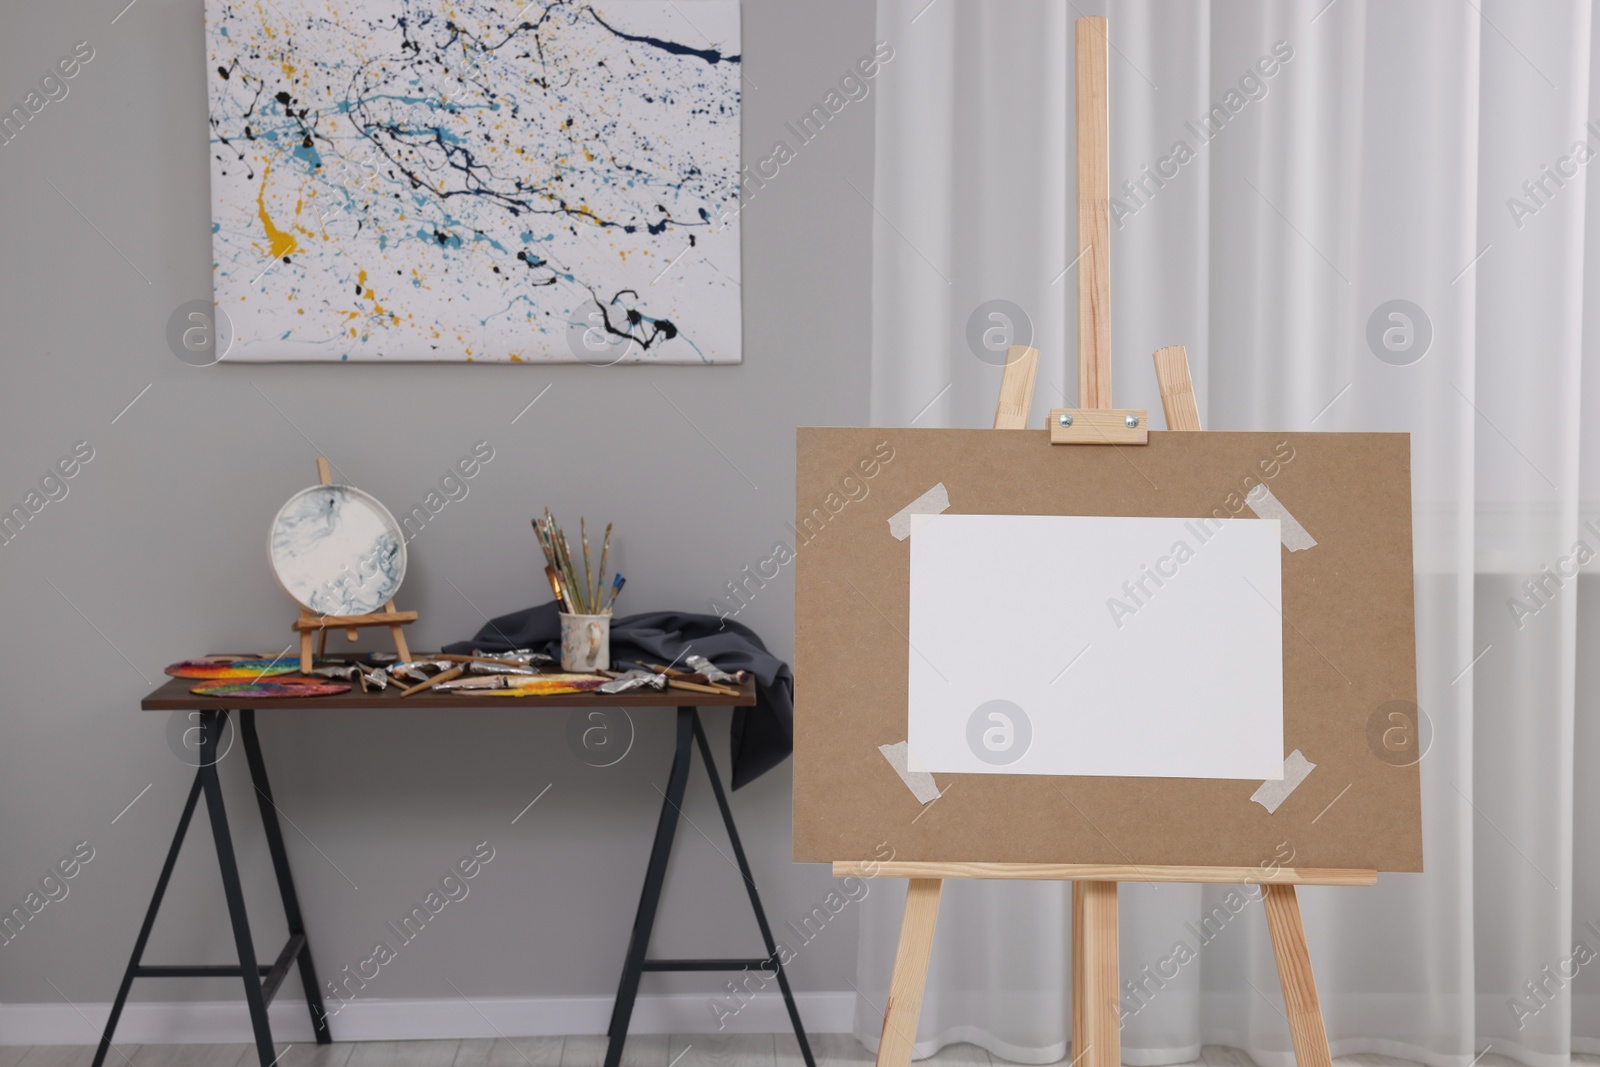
832,862,1376,886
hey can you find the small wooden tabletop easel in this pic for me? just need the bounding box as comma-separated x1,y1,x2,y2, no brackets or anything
292,456,417,672
842,19,1374,1067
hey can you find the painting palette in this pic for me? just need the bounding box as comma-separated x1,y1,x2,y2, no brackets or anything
190,680,351,698
166,658,301,679
269,485,406,616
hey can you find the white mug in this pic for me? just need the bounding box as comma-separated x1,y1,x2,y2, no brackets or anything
559,612,611,672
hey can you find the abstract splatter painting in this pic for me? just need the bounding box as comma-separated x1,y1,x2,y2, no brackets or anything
206,0,741,362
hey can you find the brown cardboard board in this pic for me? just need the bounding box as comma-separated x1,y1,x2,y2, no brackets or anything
793,428,1421,872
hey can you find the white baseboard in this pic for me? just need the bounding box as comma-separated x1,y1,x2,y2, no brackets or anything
0,991,858,1047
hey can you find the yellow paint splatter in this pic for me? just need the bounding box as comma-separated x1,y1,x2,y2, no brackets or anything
256,163,299,260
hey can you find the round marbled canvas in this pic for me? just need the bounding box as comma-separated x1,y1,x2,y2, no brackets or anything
269,485,406,616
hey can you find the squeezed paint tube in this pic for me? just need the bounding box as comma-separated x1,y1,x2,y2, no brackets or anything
435,675,519,691
469,661,541,675
599,669,669,694
685,655,741,684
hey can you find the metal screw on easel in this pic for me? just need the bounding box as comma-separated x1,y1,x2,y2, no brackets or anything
1058,413,1073,427
1125,414,1140,428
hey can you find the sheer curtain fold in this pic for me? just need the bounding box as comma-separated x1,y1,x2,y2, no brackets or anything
859,2,1598,1064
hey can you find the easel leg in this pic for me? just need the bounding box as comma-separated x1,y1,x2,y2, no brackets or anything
603,708,694,1067
875,878,942,1067
1072,881,1119,1067
1262,885,1333,1067
298,629,315,674
387,600,411,662
690,712,815,1067
198,710,277,1067
91,771,204,1067
240,710,333,1044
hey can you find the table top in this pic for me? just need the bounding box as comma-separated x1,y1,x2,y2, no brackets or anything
141,659,757,711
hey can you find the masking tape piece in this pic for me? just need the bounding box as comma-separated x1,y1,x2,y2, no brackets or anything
1250,749,1316,814
1245,484,1317,551
879,741,942,804
888,483,950,540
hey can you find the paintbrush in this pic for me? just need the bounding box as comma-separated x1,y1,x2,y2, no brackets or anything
641,661,740,696
557,530,582,612
531,519,559,585
399,665,462,697
545,565,572,613
581,517,595,612
595,522,612,613
606,574,625,612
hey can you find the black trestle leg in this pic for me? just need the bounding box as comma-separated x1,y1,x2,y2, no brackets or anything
241,709,332,1043
91,770,205,1067
604,708,695,1067
604,708,816,1067
96,707,330,1065
691,712,815,1067
197,710,277,1067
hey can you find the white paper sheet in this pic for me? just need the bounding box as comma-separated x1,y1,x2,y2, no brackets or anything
906,514,1284,779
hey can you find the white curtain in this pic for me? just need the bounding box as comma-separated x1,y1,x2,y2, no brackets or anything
858,2,1600,1065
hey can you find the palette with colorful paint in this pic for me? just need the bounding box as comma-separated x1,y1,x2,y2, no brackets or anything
189,680,351,698
165,658,302,679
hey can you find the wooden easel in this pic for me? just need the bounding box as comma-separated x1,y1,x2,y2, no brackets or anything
292,456,417,672
844,19,1374,1067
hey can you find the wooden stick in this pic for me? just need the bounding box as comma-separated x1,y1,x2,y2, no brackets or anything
993,346,1040,429
1076,17,1112,410
386,599,412,662
1263,884,1335,1067
399,666,461,697
596,522,613,612
316,456,333,485
1072,880,1118,1067
292,609,419,630
667,676,734,696
1072,25,1117,1067
874,878,942,1067
581,517,595,610
1153,345,1202,430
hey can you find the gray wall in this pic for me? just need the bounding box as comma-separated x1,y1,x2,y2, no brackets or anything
0,0,876,1020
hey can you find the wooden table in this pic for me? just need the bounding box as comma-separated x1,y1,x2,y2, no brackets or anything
97,666,813,1067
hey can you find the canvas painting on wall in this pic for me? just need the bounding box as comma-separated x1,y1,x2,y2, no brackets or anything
206,0,741,363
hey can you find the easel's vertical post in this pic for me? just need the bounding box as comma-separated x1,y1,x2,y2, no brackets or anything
1072,880,1118,1067
1076,17,1111,410
1072,18,1119,1067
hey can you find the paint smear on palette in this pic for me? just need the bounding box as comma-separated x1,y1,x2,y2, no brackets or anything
166,658,302,679
206,0,741,363
480,675,610,696
190,681,352,698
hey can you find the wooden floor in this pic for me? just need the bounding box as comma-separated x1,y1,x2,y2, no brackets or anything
3,1040,1597,1067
